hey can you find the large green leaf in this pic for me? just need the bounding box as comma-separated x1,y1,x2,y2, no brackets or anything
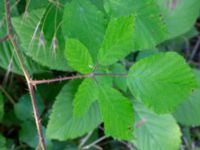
156,0,200,39
98,86,134,140
174,89,200,126
73,78,98,117
65,39,94,74
46,80,102,140
98,15,135,66
62,0,106,60
133,102,181,150
128,52,197,113
104,0,167,49
12,8,71,71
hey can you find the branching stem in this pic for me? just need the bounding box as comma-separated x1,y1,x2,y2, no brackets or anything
30,73,128,85
4,0,46,149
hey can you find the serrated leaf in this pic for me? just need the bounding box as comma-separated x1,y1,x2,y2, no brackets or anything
46,80,102,140
128,52,197,113
133,102,181,150
12,8,71,71
173,89,200,126
62,0,105,60
73,78,98,117
104,0,167,49
98,86,134,140
98,15,135,66
156,0,200,39
65,39,94,74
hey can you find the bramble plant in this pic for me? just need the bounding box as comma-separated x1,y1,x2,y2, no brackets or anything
0,0,200,150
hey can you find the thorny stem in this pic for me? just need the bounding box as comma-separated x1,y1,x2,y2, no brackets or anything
2,0,128,149
4,0,47,150
30,73,128,85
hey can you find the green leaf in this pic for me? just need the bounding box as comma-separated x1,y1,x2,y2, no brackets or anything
19,121,52,149
73,78,98,117
46,80,102,140
133,102,181,150
12,8,71,71
174,89,200,126
98,86,134,140
65,39,94,74
0,92,4,122
110,63,127,92
62,0,106,60
128,52,197,113
193,69,200,88
104,0,167,49
156,0,200,39
14,93,44,121
98,15,135,66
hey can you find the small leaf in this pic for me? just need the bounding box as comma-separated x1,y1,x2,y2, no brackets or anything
133,102,181,150
46,80,102,140
65,39,94,74
128,52,197,113
98,15,135,66
98,86,134,140
73,78,98,117
174,89,200,126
